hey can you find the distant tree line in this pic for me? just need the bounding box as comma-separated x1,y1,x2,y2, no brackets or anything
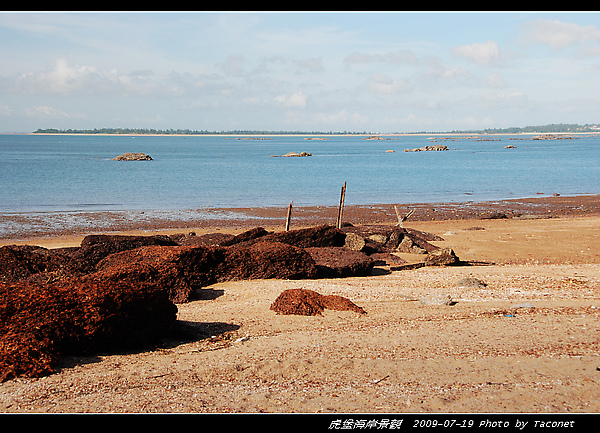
33,123,599,136
410,123,599,135
468,123,599,134
33,128,373,135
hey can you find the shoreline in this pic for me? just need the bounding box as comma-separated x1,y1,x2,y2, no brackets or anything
2,194,599,248
21,130,600,137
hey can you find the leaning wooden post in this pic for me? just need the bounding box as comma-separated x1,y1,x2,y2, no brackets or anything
394,206,415,228
337,182,347,229
394,205,402,226
285,201,293,231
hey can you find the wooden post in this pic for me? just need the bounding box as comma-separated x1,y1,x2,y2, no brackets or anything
394,206,415,228
285,201,293,231
337,182,346,229
394,206,402,226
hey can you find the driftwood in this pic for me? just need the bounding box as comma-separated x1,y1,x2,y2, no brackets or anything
394,206,415,228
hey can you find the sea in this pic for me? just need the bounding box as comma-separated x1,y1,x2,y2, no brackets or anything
1,133,599,215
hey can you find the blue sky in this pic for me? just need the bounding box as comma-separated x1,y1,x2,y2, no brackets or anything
1,11,599,133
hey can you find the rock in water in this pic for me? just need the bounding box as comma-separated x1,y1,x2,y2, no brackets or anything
271,151,312,157
404,144,448,152
113,152,152,161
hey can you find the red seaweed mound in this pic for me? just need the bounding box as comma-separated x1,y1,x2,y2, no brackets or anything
71,234,178,273
94,241,319,303
270,288,366,316
0,245,79,284
305,247,374,278
0,278,177,382
260,225,346,249
0,226,379,382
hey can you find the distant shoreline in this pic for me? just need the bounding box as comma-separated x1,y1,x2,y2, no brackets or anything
16,131,600,137
21,122,600,136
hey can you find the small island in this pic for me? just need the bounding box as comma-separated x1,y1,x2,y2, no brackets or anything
270,151,312,158
112,152,153,161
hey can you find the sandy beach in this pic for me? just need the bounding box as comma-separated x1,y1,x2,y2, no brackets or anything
1,195,599,415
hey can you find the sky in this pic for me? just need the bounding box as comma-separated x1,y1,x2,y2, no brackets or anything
1,11,600,133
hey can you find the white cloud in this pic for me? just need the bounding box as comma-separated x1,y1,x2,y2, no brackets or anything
416,56,472,88
365,74,409,95
484,72,508,88
0,101,14,115
21,58,101,95
8,58,207,98
132,113,166,125
343,49,418,66
23,104,85,119
313,109,368,127
483,91,527,107
11,58,115,96
452,41,501,66
217,54,246,77
275,91,307,108
519,19,600,50
293,58,324,74
3,13,600,133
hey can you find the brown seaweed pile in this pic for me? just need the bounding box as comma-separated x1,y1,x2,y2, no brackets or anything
0,224,455,382
270,288,367,316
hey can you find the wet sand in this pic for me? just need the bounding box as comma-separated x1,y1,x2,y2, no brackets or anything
1,195,599,414
2,194,599,249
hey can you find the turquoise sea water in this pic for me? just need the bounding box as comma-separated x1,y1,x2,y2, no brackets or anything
1,133,599,214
